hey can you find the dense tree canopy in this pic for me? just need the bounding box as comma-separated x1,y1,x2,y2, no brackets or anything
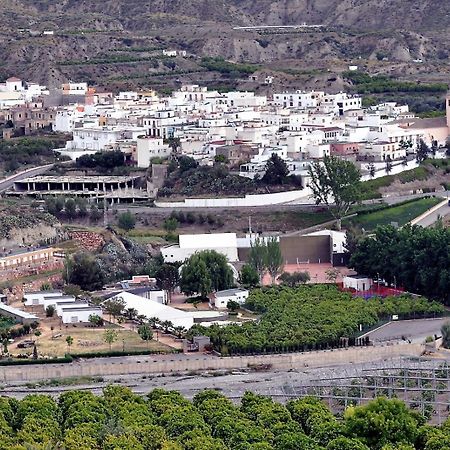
180,250,234,298
64,252,105,291
350,225,450,303
188,285,443,355
0,389,448,450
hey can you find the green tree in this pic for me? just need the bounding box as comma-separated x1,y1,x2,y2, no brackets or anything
65,198,77,220
88,314,103,327
155,264,179,302
64,252,104,291
262,154,290,185
278,271,310,287
103,329,119,351
180,250,233,298
45,305,55,318
350,225,450,302
40,282,52,291
327,437,370,450
249,237,268,283
66,335,73,352
163,217,178,234
118,211,136,231
227,300,240,313
344,397,424,449
138,324,153,347
308,155,362,230
239,264,260,288
266,237,283,284
103,297,126,322
89,205,102,223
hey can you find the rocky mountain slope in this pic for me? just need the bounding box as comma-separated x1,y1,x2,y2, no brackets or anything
0,0,448,91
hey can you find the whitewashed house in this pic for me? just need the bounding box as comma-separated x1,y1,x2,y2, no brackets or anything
211,288,249,309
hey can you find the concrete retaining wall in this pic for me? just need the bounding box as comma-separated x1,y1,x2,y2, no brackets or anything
155,188,312,208
0,343,424,383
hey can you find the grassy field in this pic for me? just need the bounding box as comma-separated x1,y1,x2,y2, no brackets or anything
344,197,442,231
12,328,173,358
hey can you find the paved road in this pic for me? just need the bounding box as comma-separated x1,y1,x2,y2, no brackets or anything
0,164,54,193
414,199,450,227
363,318,447,344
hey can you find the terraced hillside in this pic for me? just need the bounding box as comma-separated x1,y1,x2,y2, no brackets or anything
0,0,449,92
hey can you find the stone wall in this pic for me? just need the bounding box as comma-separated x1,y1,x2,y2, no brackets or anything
0,343,424,383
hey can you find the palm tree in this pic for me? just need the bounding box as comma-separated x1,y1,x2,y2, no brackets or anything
148,317,160,328
126,308,138,321
173,326,187,339
161,320,173,333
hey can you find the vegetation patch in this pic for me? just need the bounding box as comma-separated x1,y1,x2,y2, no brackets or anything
189,285,443,355
0,386,437,449
344,197,442,231
0,136,68,173
343,71,448,94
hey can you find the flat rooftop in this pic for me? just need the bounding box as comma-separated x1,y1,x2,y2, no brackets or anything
17,175,141,183
0,304,38,320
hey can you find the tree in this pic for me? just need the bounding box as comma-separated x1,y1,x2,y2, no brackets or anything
344,397,424,450
385,158,393,174
180,250,233,298
350,225,450,303
325,268,341,284
103,329,119,351
239,264,260,288
416,139,430,163
89,205,102,222
118,211,136,231
138,324,153,347
88,314,104,327
76,197,88,217
65,198,77,220
214,154,229,164
64,252,104,291
249,237,268,283
163,217,178,234
441,322,450,348
45,305,55,318
40,282,52,291
262,154,290,185
279,271,310,287
367,163,376,178
66,335,73,352
266,237,283,284
156,264,180,302
227,300,240,313
308,155,362,230
103,297,126,322
178,155,198,172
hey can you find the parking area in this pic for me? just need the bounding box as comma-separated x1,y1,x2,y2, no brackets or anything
363,318,448,343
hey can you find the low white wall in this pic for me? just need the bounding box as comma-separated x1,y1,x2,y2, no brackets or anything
155,188,312,208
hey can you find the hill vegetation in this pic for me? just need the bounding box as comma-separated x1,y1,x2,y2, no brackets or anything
0,385,447,450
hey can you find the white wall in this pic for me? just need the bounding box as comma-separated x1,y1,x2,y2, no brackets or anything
61,308,103,324
24,291,64,307
155,188,313,208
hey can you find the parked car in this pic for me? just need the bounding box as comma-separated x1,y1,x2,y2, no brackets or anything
17,340,35,349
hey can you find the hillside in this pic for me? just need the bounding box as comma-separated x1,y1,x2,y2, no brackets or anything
0,0,449,92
